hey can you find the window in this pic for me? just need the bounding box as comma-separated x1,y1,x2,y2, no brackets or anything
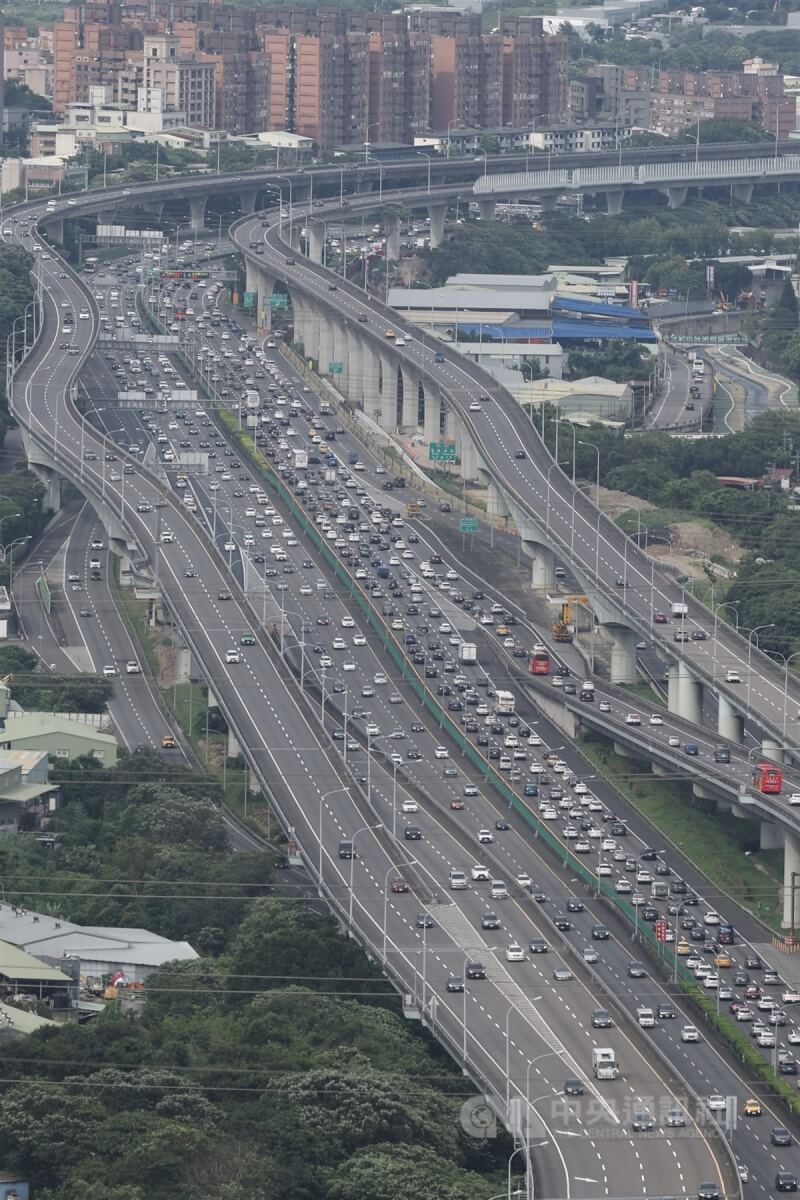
55,748,69,758
92,750,104,760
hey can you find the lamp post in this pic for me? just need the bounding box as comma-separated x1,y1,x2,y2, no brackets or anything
633,849,664,943
523,1051,563,1200
545,460,570,534
446,120,460,159
578,439,600,506
3,536,30,598
747,623,774,713
416,151,433,195
319,786,350,886
712,600,740,681
475,147,489,176
347,822,381,927
365,121,380,163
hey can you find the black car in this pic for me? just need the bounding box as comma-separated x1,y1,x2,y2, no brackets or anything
610,822,627,836
657,1002,676,1019
777,1175,798,1193
495,819,510,831
415,913,434,929
466,961,486,980
564,1079,584,1096
404,826,422,840
632,1110,655,1132
529,938,548,953
772,1128,792,1147
628,961,646,978
567,899,584,913
592,924,610,940
779,1058,798,1075
446,976,464,993
553,914,571,931
532,889,547,903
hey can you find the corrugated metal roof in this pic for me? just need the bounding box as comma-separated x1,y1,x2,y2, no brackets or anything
0,939,72,983
552,319,657,342
552,296,646,320
455,323,553,340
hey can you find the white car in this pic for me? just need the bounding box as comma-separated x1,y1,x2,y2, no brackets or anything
402,799,418,813
783,990,800,1004
352,634,366,646
649,714,663,726
125,661,140,674
516,872,533,888
374,672,388,685
102,664,117,677
506,942,525,962
471,864,490,881
707,1094,726,1112
725,670,741,683
342,660,356,672
225,650,241,664
434,746,449,760
789,795,800,806
625,713,641,726
341,616,355,628
332,637,347,650
704,910,721,926
528,734,543,746
573,781,588,795
681,1025,699,1043
478,829,494,844
787,1027,800,1044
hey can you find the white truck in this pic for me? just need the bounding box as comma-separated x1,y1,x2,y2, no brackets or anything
293,449,308,470
592,1047,619,1080
671,602,688,618
495,690,516,715
246,413,259,429
459,643,477,665
245,389,260,410
636,1006,655,1028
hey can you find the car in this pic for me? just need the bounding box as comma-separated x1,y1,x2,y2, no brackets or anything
79,608,92,618
743,1098,761,1116
240,634,256,646
529,938,548,953
450,799,465,810
404,826,422,841
772,1128,793,1146
697,1185,719,1200
649,714,663,726
706,1094,726,1112
390,878,409,893
415,913,434,928
102,664,117,677
446,976,464,993
478,829,494,844
434,746,448,759
465,961,486,980
664,1108,685,1128
725,670,741,683
225,650,241,664
681,1024,699,1043
514,450,527,460
471,865,490,881
506,942,525,962
495,818,510,831
582,946,599,963
625,713,641,725
552,967,573,981
628,961,645,978
657,1002,675,1019
482,912,501,930
632,1110,655,1132
564,1079,584,1096
776,1174,798,1192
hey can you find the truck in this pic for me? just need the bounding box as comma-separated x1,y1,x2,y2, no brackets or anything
671,602,688,618
636,1006,655,1028
459,643,477,665
245,389,260,410
495,690,515,715
246,413,259,429
551,602,574,643
293,448,308,470
592,1047,619,1080
323,467,337,483
406,502,422,517
319,400,332,415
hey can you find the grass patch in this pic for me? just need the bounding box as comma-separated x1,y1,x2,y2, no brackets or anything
580,732,783,930
423,468,487,510
109,562,160,679
622,681,663,706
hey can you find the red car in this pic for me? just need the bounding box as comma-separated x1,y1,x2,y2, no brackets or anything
449,799,465,810
391,879,409,894
654,613,668,624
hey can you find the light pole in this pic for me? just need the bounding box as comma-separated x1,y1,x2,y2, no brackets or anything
475,147,489,176
3,536,31,597
364,121,380,163
347,822,381,927
578,439,600,506
545,460,570,533
446,120,459,159
746,623,774,713
712,600,740,681
633,849,664,943
319,786,350,886
523,1051,563,1200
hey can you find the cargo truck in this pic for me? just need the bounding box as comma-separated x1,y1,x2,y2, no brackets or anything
495,690,515,715
293,449,308,470
459,643,477,664
245,389,260,410
636,1006,655,1028
592,1047,619,1080
671,602,688,618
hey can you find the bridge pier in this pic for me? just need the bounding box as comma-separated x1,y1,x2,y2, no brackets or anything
48,218,64,245
477,199,496,222
299,298,319,362
362,343,383,423
428,204,448,249
667,662,703,725
763,738,787,763
521,539,555,593
308,222,325,263
189,195,207,232
604,190,625,216
784,830,800,928
141,200,164,217
385,214,401,261
665,186,688,209
240,188,258,215
318,320,334,380
731,183,753,205
762,820,783,850
606,626,638,686
460,421,479,481
331,318,350,396
347,333,365,410
718,693,744,744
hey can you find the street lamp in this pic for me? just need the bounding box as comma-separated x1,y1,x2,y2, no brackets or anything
475,147,489,177
347,822,381,927
712,601,740,681
545,460,570,534
446,120,460,159
578,439,600,507
319,786,350,886
633,849,664,942
3,536,30,597
416,151,433,195
523,1050,564,1200
364,121,380,163
746,623,774,713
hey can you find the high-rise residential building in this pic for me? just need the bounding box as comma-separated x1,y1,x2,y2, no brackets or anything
140,34,216,128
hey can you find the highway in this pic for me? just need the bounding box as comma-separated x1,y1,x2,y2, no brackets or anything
233,193,800,759
1,197,748,1200
8,159,800,1198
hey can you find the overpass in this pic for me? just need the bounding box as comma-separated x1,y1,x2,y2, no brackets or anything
473,154,800,214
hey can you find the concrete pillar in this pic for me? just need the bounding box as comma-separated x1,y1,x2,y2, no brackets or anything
318,319,334,379
362,344,383,423
607,627,638,686
460,420,478,481
604,190,625,216
487,481,509,522
477,199,496,222
400,366,420,429
386,214,401,261
49,218,64,245
539,194,556,213
380,355,399,429
428,203,448,249
303,303,320,364
761,820,783,850
718,693,744,744
43,472,62,513
142,200,164,217
784,830,800,928
240,188,258,215
348,332,365,409
292,298,310,357
308,222,325,263
228,728,241,758
331,319,349,395
763,738,787,764
423,381,440,447
245,258,261,303
525,541,555,593
97,209,116,226
677,660,703,726
189,195,207,231
732,183,753,204
667,665,681,716
665,186,688,210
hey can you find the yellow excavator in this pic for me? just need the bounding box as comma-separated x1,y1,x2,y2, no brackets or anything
551,596,590,643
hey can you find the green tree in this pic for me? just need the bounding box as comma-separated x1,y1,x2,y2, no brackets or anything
327,1143,494,1200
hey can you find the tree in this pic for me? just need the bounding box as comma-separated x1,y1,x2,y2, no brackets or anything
327,1143,495,1200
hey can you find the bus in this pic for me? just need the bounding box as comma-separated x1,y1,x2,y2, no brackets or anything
529,644,551,676
753,763,783,795
495,690,515,716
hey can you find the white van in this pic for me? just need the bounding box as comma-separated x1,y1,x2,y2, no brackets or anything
490,880,508,900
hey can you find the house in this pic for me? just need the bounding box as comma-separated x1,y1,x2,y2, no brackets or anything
1,712,118,767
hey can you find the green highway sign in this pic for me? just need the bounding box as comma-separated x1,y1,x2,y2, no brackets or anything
460,516,478,533
268,294,288,308
36,572,51,615
243,291,257,308
430,441,457,463
328,361,343,375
